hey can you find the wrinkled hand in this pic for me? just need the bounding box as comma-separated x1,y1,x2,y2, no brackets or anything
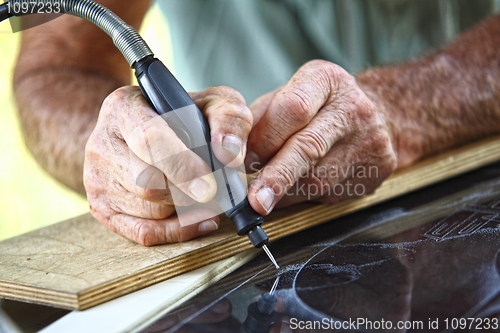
245,60,397,214
84,86,252,245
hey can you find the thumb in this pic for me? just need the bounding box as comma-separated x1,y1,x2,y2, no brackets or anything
249,87,282,125
107,213,220,246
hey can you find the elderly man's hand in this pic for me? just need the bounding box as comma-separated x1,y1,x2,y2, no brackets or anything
245,60,398,213
84,86,253,246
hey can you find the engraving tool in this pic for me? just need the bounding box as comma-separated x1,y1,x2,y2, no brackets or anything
0,0,279,268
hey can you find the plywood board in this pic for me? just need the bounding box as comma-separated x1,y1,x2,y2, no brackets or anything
2,135,500,310
39,249,259,333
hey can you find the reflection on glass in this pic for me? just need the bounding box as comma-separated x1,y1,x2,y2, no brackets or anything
143,181,500,333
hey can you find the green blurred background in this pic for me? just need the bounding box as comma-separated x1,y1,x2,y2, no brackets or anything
0,4,172,241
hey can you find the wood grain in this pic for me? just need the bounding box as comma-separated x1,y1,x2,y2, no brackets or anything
2,135,500,310
39,249,259,333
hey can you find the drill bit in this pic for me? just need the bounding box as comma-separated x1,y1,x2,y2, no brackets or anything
262,245,279,269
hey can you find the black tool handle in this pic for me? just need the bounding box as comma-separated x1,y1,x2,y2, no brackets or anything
133,56,266,244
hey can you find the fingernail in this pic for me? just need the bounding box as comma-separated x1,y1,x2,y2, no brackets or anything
244,151,262,172
256,187,274,213
222,135,242,157
210,299,230,314
189,178,209,200
198,220,218,233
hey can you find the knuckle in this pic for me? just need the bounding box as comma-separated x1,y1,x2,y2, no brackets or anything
231,104,253,125
211,102,253,129
128,88,149,108
83,167,104,201
388,155,398,172
153,204,172,220
277,88,313,124
206,86,246,104
164,156,191,182
356,130,397,178
84,131,108,158
267,163,296,194
115,85,141,100
134,221,157,246
102,87,127,110
305,59,339,74
306,59,330,68
101,86,142,116
380,155,398,179
295,129,330,162
353,93,378,121
165,222,184,243
220,86,245,102
307,60,351,84
101,94,116,113
326,63,351,83
370,130,396,158
88,203,106,224
88,197,112,230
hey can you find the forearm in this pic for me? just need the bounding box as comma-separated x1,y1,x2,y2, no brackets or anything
12,0,151,195
357,14,500,168
14,69,125,194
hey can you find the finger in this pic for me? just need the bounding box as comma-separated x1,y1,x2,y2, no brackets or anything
115,191,179,220
85,167,178,221
90,126,194,206
90,173,178,220
191,87,253,168
128,116,217,203
126,148,195,206
273,135,359,207
276,133,396,207
101,86,217,203
249,87,282,125
246,60,341,169
276,176,361,207
104,213,221,246
248,110,344,215
245,88,281,173
86,160,220,243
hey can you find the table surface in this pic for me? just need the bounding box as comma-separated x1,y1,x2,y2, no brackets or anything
148,160,500,332
4,161,500,333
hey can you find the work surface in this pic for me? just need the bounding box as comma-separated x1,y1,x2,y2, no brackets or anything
5,154,500,332
2,136,500,311
145,161,500,332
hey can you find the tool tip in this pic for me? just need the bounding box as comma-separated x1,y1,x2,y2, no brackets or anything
262,245,280,269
